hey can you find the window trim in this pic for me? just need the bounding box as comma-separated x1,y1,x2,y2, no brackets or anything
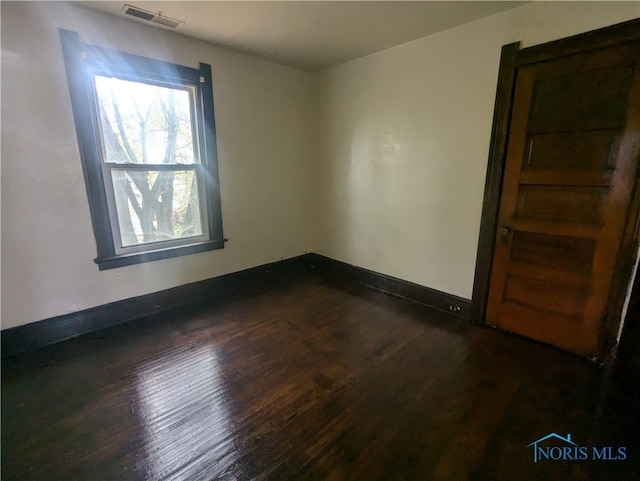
105,165,211,256
59,29,226,270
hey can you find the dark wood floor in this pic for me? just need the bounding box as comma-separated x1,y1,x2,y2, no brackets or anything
2,274,639,481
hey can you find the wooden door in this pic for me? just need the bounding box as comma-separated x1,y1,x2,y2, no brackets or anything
486,39,640,357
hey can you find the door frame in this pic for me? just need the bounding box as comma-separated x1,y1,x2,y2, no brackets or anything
471,18,640,361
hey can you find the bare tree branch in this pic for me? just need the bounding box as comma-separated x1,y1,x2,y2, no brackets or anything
100,82,188,242
109,86,139,165
133,91,155,164
125,180,142,220
98,105,140,245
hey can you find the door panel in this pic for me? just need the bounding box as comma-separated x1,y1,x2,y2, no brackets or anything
509,232,596,275
486,40,640,357
514,186,606,225
503,275,587,318
523,131,618,172
529,66,633,131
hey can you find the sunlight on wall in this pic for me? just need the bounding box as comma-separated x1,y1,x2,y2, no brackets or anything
1,1,316,329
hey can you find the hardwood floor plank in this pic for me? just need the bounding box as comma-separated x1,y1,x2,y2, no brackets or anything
2,275,638,480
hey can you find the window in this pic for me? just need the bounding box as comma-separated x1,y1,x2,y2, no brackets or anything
60,29,225,270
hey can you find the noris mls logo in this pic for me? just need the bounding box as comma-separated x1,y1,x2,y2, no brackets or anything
526,433,627,463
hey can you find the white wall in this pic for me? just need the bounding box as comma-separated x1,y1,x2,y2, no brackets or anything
3,1,639,330
1,2,316,329
315,1,640,299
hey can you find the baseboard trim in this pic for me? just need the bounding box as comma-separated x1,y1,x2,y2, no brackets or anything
310,254,472,321
2,253,472,357
1,254,315,358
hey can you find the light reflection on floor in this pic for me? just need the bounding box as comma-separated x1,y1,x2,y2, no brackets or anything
135,344,238,480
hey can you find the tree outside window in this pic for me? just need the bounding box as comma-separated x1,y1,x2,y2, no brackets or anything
60,29,225,270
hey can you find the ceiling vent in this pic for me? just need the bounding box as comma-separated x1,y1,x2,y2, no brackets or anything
121,4,184,29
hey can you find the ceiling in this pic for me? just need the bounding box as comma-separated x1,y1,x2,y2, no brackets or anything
78,1,528,71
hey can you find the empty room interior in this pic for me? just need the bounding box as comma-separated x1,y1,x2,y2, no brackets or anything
3,1,640,480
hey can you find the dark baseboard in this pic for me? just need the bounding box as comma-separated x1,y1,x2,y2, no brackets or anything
309,254,472,321
2,252,472,358
1,253,315,358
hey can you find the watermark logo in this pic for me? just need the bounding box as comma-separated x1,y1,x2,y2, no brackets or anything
526,433,626,463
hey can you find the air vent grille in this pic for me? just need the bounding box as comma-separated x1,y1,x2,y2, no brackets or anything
122,4,184,29
152,16,183,29
123,5,154,21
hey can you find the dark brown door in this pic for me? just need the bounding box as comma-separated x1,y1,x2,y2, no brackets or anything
486,40,640,357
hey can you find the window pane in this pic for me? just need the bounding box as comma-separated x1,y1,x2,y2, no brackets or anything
95,76,197,165
111,169,204,247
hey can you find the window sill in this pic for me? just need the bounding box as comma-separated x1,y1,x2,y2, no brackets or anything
94,238,227,270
